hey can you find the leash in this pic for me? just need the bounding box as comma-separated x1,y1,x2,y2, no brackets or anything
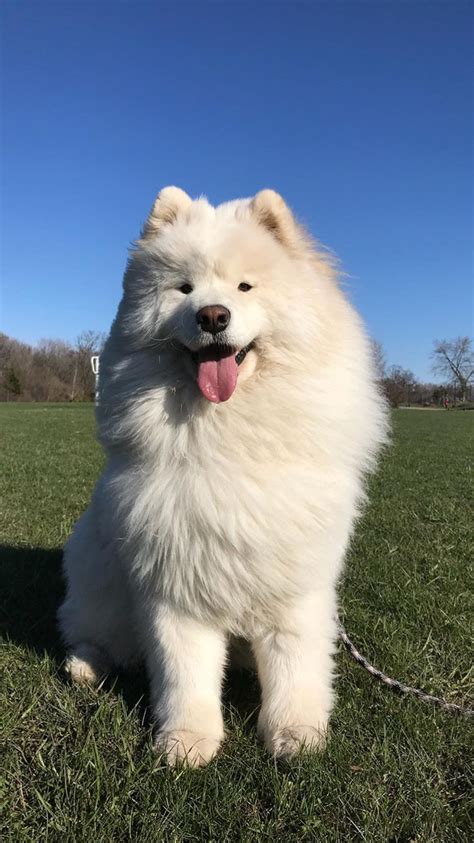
337,620,474,718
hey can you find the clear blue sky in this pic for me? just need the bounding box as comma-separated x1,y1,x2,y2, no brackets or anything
2,1,472,381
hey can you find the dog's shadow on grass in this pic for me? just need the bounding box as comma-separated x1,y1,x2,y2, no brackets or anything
0,544,64,658
0,544,261,729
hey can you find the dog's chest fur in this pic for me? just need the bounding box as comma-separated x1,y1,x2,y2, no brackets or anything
105,389,341,630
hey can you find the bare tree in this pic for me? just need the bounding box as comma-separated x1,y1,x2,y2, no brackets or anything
432,337,474,402
382,365,417,408
35,339,75,400
370,339,386,380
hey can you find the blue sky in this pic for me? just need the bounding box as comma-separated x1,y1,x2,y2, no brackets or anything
2,0,472,380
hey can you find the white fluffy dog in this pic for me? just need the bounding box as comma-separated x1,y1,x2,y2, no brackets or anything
59,188,387,766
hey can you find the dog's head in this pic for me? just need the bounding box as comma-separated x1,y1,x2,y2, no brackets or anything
122,188,329,403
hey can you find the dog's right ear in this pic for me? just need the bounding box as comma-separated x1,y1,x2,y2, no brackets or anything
141,187,192,238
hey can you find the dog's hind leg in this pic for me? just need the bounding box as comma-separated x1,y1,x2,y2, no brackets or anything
64,641,111,686
58,506,138,684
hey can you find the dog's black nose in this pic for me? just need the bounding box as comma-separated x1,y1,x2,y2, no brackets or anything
196,305,231,335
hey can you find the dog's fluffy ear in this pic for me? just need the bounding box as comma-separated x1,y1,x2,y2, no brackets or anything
250,189,308,254
142,186,192,238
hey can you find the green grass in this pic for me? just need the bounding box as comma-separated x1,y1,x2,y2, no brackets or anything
1,404,473,842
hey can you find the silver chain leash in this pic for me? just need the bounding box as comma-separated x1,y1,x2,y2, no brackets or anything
337,621,474,718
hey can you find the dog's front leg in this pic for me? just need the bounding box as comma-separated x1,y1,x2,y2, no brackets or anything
253,590,336,759
147,603,226,767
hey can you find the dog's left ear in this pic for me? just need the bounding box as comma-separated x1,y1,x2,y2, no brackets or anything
250,190,308,254
142,186,192,238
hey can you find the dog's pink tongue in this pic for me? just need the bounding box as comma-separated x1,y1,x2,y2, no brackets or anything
197,353,238,403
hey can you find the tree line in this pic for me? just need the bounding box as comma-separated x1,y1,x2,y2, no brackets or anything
372,336,473,407
0,331,105,402
0,331,472,406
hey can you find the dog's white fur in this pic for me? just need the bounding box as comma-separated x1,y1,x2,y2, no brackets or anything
59,188,388,766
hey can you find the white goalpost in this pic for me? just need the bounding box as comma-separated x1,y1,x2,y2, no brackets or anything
90,355,100,405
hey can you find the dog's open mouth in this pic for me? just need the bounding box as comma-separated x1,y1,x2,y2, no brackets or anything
186,342,255,403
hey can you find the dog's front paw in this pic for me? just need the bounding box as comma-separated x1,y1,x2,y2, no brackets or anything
155,730,222,767
264,723,327,758
258,705,328,759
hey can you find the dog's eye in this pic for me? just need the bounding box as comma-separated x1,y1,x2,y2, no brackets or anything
238,282,252,292
179,284,193,295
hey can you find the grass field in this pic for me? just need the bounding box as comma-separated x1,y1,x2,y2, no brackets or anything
1,403,473,842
